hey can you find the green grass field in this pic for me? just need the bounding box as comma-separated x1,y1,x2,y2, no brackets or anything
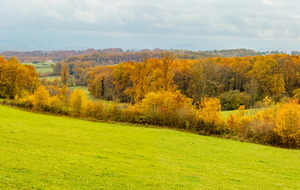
1,105,300,189
39,75,60,81
23,62,53,74
221,108,261,119
68,86,99,101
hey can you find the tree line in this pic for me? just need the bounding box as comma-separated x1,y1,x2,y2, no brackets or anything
2,48,264,64
61,53,300,110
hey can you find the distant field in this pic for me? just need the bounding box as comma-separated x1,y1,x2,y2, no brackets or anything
39,75,60,81
221,108,261,119
68,86,98,101
22,62,53,74
36,67,53,73
1,105,300,189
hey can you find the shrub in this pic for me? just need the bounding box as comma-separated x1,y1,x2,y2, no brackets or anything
85,101,105,120
139,91,197,129
69,89,87,117
121,105,144,124
274,101,300,148
197,97,224,134
31,86,51,111
219,90,251,110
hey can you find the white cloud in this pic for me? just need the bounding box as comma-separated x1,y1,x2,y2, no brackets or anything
261,0,274,5
74,10,98,24
45,11,64,22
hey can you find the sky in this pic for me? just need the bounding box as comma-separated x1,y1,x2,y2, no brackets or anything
1,0,300,52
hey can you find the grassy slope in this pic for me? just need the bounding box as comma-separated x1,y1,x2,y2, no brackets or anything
0,105,300,190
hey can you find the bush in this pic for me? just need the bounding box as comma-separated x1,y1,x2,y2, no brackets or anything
69,89,87,117
219,90,251,110
197,97,225,134
274,101,300,148
138,91,197,129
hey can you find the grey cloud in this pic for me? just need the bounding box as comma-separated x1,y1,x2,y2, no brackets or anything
1,0,300,51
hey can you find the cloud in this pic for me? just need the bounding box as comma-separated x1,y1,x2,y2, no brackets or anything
261,0,274,5
74,10,98,24
44,11,64,22
1,0,300,51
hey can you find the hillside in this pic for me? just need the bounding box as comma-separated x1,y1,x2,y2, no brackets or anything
1,105,300,189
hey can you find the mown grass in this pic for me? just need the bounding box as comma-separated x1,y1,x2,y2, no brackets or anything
1,105,300,189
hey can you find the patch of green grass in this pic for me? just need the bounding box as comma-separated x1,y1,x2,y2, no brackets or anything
68,86,99,101
36,67,53,73
23,62,53,67
1,105,300,189
39,75,60,81
222,108,261,119
68,86,89,93
23,62,53,74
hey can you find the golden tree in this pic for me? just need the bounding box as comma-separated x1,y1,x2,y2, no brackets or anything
274,101,300,147
69,89,87,116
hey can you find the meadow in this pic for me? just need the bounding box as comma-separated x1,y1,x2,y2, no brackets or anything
221,108,261,119
23,62,54,73
1,105,300,189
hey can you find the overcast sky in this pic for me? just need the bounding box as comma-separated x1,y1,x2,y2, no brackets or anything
1,0,300,52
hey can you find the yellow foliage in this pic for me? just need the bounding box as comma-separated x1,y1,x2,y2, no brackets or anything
69,89,87,116
0,56,39,99
139,90,195,127
140,90,193,113
226,105,250,133
274,102,300,147
198,97,223,129
32,86,51,111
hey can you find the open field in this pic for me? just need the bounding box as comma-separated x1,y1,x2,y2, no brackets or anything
1,105,300,189
39,75,60,81
68,86,99,101
23,62,54,74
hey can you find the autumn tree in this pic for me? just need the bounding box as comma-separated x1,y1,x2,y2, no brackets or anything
190,58,223,100
228,56,251,91
69,89,87,116
246,56,285,98
157,51,176,91
124,59,154,103
88,65,114,100
0,56,39,99
61,63,70,86
112,61,133,102
172,59,195,98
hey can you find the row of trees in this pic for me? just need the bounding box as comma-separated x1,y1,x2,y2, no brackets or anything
2,48,124,62
84,53,300,110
